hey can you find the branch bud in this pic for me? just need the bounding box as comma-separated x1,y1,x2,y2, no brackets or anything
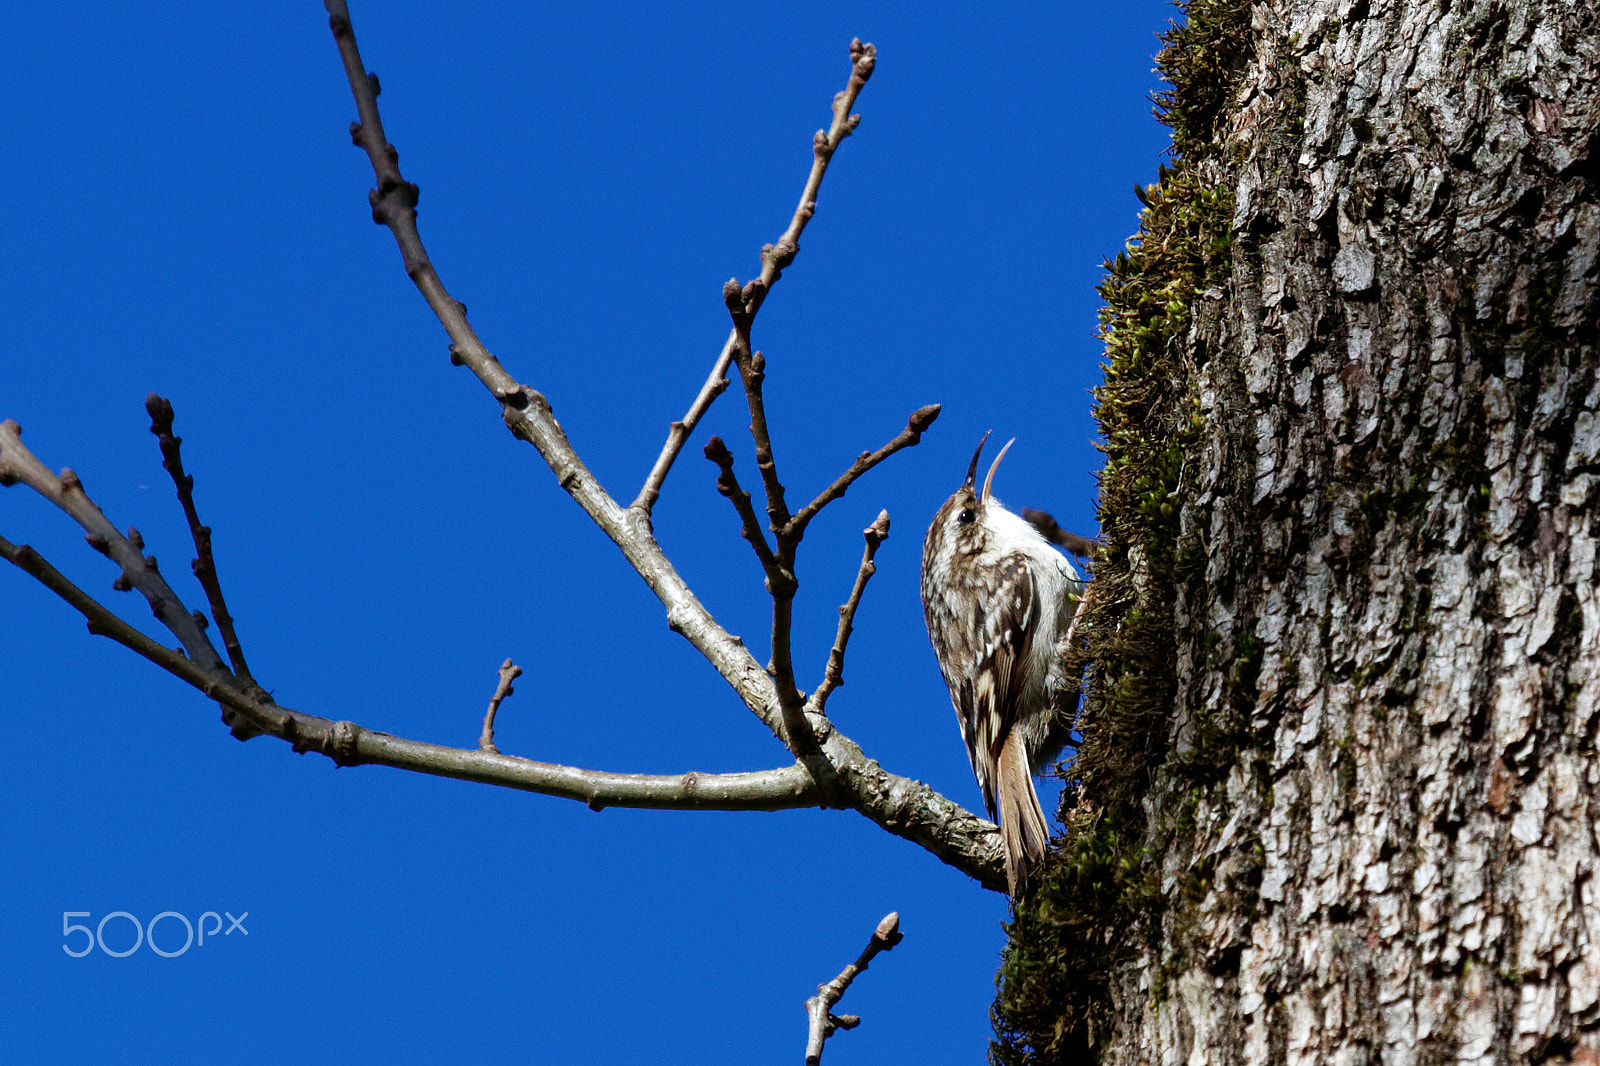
907,403,941,434
850,39,876,82
703,435,733,468
864,510,891,545
873,911,902,947
722,277,743,311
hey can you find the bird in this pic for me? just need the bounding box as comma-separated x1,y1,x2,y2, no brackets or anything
920,433,1083,897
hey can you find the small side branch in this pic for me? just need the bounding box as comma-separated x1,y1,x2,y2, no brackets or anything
632,348,734,517
703,435,815,760
478,658,522,753
0,419,228,677
0,535,237,701
731,345,790,534
786,405,940,542
632,38,875,520
808,511,889,717
766,39,877,298
804,912,904,1066
703,436,789,590
1020,507,1100,561
145,394,261,691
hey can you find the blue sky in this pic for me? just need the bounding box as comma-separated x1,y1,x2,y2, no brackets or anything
1,2,1173,1061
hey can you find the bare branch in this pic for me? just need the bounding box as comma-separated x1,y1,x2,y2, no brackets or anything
316,11,1002,882
32,14,978,884
0,13,1012,897
703,436,789,589
786,404,940,541
808,511,890,717
714,37,876,538
144,394,262,692
3,480,1003,885
322,2,803,749
700,332,816,766
0,419,228,677
0,539,822,811
1020,506,1100,560
768,599,816,763
1,534,232,695
821,724,1005,892
632,38,875,522
0,418,834,818
804,911,904,1066
702,436,815,760
478,658,522,753
632,347,734,517
763,39,877,301
349,726,821,812
733,347,791,534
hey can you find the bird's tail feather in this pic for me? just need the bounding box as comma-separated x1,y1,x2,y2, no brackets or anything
997,731,1051,897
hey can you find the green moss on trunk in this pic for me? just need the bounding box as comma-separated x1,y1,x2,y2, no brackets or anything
991,4,1251,1062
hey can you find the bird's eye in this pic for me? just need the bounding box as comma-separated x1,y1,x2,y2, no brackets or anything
957,508,975,525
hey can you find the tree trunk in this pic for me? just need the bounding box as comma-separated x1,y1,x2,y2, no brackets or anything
997,1,1600,1063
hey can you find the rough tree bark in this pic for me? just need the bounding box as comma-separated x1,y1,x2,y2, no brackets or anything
998,1,1600,1063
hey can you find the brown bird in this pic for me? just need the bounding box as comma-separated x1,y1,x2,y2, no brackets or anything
920,434,1083,896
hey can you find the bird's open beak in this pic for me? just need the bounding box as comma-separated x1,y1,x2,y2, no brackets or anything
963,431,992,490
981,438,1015,505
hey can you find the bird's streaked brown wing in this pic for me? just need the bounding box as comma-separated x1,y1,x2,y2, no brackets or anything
954,553,1041,819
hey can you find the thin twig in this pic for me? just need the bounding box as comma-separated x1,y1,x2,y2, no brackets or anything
1021,507,1100,560
703,436,790,590
633,38,875,520
702,436,813,760
718,37,877,543
0,419,228,677
761,39,877,304
766,592,816,762
1,535,239,699
144,394,262,691
631,348,734,517
478,658,523,753
804,912,904,1066
733,347,791,533
785,404,941,542
808,511,889,717
768,403,937,732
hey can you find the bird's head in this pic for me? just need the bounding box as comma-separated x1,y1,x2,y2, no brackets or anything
922,431,1015,567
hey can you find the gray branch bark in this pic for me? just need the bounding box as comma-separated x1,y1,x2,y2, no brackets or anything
0,5,1008,895
804,912,904,1064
